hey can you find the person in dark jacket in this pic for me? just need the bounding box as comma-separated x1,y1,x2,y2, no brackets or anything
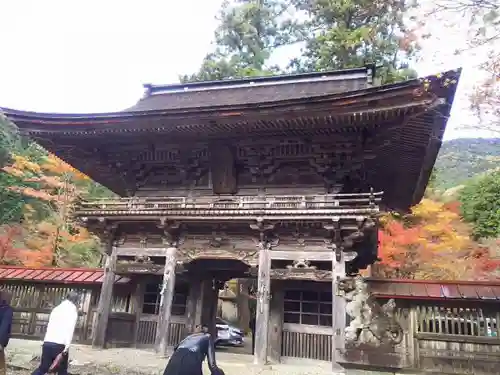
163,325,223,375
0,291,13,375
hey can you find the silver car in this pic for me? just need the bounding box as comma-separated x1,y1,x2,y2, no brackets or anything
215,317,245,347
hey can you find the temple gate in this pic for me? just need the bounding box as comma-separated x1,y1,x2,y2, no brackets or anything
1,65,461,372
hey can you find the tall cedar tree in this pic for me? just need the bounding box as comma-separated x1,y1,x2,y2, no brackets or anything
182,0,419,83
181,0,302,81
287,0,419,83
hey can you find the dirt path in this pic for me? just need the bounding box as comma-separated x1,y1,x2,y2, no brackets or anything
6,339,337,375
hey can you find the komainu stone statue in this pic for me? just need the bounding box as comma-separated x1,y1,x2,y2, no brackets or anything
339,275,403,346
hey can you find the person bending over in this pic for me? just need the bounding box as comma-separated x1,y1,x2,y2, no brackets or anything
163,325,223,375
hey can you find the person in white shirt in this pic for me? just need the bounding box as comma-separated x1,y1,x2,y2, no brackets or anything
31,291,79,375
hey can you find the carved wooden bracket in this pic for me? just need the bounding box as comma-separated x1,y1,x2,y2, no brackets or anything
271,268,332,281
178,248,258,266
292,227,309,247
287,259,316,270
250,218,278,250
342,217,376,249
158,218,184,248
323,218,342,262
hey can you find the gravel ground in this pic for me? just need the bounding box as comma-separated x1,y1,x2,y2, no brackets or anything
5,338,338,375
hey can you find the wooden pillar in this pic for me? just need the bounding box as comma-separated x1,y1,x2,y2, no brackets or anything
28,285,45,335
200,278,218,337
268,280,284,363
82,289,96,343
331,219,346,372
254,244,271,365
92,242,117,348
236,279,251,331
132,281,145,347
185,277,202,336
155,246,177,356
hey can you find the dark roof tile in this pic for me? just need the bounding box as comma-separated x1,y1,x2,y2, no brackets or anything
457,284,480,299
441,284,461,299
129,76,368,112
409,283,429,298
425,283,444,298
369,279,500,301
475,286,498,300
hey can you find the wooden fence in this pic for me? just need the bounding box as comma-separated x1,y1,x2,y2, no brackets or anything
0,276,132,346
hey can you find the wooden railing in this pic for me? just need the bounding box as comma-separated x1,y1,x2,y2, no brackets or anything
76,192,382,217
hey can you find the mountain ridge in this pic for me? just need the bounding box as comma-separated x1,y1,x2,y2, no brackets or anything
434,137,500,189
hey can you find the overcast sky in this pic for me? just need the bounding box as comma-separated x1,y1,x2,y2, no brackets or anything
0,0,495,140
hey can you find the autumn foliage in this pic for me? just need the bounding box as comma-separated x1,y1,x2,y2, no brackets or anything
376,199,500,280
0,153,100,267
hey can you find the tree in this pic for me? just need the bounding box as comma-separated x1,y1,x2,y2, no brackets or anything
183,0,419,84
286,0,419,83
0,225,23,265
375,199,496,280
460,170,500,239
2,153,101,267
180,0,301,82
427,0,500,134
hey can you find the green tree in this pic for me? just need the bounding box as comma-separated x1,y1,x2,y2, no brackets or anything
287,0,419,83
184,0,419,84
0,116,29,224
460,170,500,239
181,0,301,82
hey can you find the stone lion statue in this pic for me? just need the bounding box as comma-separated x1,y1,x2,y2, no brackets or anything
339,275,404,346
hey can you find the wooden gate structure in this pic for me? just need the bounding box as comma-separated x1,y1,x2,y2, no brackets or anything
1,65,461,368
1,267,499,374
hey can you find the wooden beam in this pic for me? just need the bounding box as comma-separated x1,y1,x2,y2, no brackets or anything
200,280,218,338
270,268,332,281
92,245,117,348
116,247,169,257
209,143,237,195
283,323,333,335
268,281,284,363
115,263,164,275
254,246,271,365
270,250,333,261
155,246,177,356
332,248,346,371
184,278,202,335
131,281,145,347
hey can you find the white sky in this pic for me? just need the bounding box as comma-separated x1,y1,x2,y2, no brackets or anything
0,0,496,140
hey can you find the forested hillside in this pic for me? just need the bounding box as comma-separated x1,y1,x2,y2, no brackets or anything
434,138,500,189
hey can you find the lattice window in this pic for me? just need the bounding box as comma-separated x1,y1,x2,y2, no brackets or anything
283,289,332,326
416,304,499,337
142,282,188,316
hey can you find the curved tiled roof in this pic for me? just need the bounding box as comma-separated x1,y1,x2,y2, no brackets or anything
0,69,461,211
0,265,129,284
